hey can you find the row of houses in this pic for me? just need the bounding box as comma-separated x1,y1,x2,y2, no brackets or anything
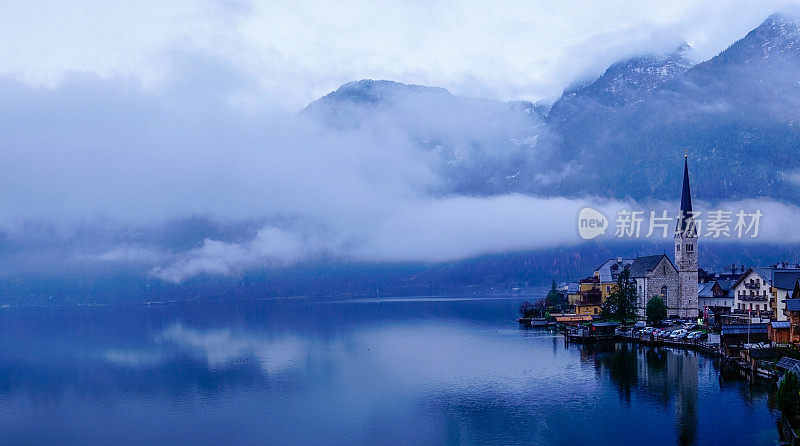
566,260,800,323
564,158,800,327
697,263,800,322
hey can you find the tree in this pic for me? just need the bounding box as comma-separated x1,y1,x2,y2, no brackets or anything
601,269,637,322
646,295,668,323
545,280,562,309
777,372,800,427
519,301,537,318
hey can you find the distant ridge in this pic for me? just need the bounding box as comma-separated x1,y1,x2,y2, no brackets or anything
300,14,800,202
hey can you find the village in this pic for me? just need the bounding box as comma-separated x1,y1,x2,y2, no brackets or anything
518,156,800,443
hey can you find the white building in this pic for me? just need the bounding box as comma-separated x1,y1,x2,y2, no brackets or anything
732,268,772,314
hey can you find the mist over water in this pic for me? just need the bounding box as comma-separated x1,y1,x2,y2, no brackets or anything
0,298,778,445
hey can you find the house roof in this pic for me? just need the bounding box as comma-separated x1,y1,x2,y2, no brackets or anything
773,270,800,290
746,348,777,358
733,268,771,288
593,258,635,283
786,299,800,312
771,321,791,329
721,324,768,335
628,254,675,278
698,280,734,298
554,315,593,322
698,282,715,298
753,267,775,284
776,357,800,375
717,280,733,291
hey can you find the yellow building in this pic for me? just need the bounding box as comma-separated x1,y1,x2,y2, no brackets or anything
575,276,602,315
594,258,635,300
567,282,581,306
571,258,634,315
575,302,602,315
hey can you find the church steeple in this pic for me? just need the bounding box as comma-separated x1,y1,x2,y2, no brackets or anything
676,155,696,236
674,154,698,319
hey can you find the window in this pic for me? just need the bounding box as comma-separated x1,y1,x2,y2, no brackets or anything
686,244,693,252
661,286,668,303
676,243,681,252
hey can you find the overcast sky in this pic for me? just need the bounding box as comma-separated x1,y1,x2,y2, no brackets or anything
2,1,800,282
2,0,799,110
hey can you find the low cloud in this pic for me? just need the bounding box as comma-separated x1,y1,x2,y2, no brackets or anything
151,227,315,283
84,194,800,283
147,196,635,282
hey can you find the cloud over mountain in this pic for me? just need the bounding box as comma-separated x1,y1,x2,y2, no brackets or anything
2,10,800,296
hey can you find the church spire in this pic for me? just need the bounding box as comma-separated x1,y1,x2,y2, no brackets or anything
676,155,696,236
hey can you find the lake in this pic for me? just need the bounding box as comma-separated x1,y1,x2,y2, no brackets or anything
0,297,779,445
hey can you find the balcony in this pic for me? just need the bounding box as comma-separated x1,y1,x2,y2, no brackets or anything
738,295,768,302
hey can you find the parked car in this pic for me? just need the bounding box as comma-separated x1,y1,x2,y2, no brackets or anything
677,331,692,340
669,329,687,339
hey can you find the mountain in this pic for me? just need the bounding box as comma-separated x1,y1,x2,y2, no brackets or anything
545,13,800,201
303,14,800,203
681,13,800,120
549,43,693,118
301,80,454,129
301,79,551,195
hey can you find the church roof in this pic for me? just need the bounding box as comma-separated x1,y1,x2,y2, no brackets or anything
676,156,697,236
628,254,675,278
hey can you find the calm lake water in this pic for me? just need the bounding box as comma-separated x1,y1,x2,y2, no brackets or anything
0,297,780,445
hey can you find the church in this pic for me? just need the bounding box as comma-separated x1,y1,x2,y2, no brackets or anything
631,156,699,319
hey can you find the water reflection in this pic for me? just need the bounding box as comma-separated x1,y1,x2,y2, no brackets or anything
0,299,781,445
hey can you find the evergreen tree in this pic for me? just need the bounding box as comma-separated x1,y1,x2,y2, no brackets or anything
601,269,637,322
646,295,668,323
545,280,561,309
